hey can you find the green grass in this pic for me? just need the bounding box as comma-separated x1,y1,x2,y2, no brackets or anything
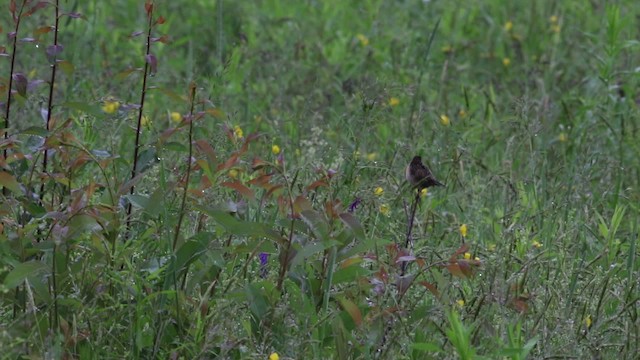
1,0,639,358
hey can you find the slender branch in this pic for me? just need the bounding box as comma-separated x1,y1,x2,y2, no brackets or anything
173,84,196,251
124,4,154,240
2,0,27,195
39,0,61,202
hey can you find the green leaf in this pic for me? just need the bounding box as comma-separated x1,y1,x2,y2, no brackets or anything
290,240,339,267
300,209,329,241
245,283,269,319
195,205,284,244
0,172,21,194
4,261,49,288
63,101,103,117
339,213,365,241
411,342,442,352
338,237,391,261
20,126,49,136
337,297,362,326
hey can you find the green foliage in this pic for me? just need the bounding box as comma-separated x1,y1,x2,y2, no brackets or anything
1,0,639,358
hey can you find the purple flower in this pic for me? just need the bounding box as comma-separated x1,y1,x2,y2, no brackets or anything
348,197,362,213
259,252,269,278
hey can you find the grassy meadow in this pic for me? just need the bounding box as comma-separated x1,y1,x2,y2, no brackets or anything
1,0,639,358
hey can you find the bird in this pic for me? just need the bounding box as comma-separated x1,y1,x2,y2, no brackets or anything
405,155,444,190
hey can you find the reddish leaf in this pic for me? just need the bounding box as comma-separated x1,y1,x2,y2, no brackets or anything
239,133,261,154
34,26,52,35
508,296,530,314
194,140,217,166
396,274,415,296
445,263,466,278
324,200,341,219
156,16,166,25
216,153,238,172
144,1,153,16
157,34,170,44
221,181,255,200
251,157,270,171
25,1,48,17
160,127,178,142
248,174,273,188
338,297,362,326
0,171,20,193
293,195,312,214
419,281,440,298
12,73,27,97
339,256,362,269
265,184,283,198
307,180,328,191
449,243,470,262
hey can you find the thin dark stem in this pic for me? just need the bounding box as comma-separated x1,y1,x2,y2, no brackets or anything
173,84,196,252
124,5,154,240
39,0,61,202
401,191,420,275
3,1,27,195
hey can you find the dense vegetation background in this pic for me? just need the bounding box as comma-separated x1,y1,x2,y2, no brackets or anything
1,0,639,358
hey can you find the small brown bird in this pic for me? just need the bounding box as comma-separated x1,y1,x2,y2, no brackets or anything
406,155,444,190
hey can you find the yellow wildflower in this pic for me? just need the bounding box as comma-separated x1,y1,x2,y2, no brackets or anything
464,252,472,260
102,100,120,114
439,114,450,126
441,44,453,54
356,34,369,46
420,188,428,198
502,58,511,67
504,21,513,32
272,144,281,155
549,15,558,23
558,133,568,142
234,125,244,139
366,152,378,161
460,224,468,237
584,315,592,328
170,112,182,123
229,169,239,179
532,240,543,248
269,353,280,360
379,204,390,216
458,109,467,118
374,187,384,196
456,299,465,307
388,97,400,107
